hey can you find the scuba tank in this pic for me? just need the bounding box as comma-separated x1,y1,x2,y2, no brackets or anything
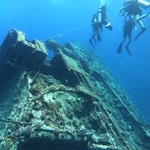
100,0,108,7
138,0,150,9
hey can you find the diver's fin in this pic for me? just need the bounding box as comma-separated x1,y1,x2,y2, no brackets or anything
89,39,95,49
134,27,146,41
125,46,132,56
97,34,102,43
117,43,122,54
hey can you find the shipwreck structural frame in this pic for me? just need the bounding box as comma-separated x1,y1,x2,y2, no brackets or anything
0,29,150,150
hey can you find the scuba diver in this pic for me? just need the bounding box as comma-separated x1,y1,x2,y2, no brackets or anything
117,16,135,56
89,4,112,48
119,0,150,40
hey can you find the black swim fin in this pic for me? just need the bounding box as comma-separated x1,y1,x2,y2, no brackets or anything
125,46,132,56
89,39,95,49
97,34,102,43
134,27,146,41
117,43,122,54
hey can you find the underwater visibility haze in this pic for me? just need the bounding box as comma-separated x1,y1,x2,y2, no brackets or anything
1,1,150,149
0,0,150,124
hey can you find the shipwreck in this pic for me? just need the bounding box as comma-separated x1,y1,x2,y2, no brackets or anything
0,29,150,150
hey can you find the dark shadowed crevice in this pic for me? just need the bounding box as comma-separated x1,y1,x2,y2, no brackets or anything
18,138,89,150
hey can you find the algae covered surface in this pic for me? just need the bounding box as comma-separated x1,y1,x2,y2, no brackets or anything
0,29,150,150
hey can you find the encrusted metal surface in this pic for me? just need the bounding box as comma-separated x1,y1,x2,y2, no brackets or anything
0,29,150,150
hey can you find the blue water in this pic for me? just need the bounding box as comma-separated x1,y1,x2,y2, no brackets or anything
0,0,150,123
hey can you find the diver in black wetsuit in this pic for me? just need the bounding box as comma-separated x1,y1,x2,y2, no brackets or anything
120,0,150,40
89,5,112,48
117,16,135,56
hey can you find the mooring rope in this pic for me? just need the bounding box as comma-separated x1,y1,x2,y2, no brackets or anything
47,22,92,39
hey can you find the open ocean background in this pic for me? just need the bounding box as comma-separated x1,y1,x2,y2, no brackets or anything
0,0,150,123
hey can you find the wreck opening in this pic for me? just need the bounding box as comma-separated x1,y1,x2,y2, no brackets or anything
18,138,89,150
